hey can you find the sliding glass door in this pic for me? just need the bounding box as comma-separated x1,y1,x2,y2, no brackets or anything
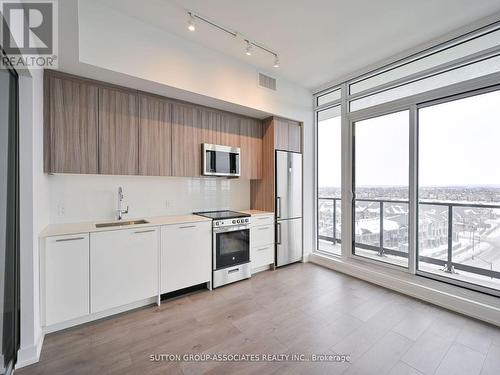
0,54,20,374
418,89,500,293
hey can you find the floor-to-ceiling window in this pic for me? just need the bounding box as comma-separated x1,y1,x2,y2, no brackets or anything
418,89,500,292
353,110,409,267
314,20,500,296
317,104,342,255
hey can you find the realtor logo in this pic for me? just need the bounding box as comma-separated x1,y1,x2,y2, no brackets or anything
0,0,58,68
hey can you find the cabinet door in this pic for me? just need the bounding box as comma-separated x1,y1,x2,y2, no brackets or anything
240,118,262,179
98,87,139,175
274,117,289,151
161,222,211,293
171,103,201,176
43,234,89,326
288,121,302,153
138,95,172,176
219,113,240,148
45,74,98,173
90,228,158,313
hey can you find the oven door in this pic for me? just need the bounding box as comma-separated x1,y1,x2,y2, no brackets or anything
213,227,249,270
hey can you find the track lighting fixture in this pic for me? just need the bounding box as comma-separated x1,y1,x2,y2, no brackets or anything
186,10,280,68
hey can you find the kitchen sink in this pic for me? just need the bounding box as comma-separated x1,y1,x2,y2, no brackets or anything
95,219,149,228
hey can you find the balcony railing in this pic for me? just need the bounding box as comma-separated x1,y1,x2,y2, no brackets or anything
318,197,342,245
318,197,500,281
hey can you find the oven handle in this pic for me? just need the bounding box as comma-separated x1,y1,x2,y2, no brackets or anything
213,226,249,233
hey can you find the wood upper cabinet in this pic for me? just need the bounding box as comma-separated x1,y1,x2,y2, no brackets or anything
44,73,98,173
273,117,302,153
240,118,262,180
274,117,289,151
138,95,172,176
98,87,139,175
171,102,201,177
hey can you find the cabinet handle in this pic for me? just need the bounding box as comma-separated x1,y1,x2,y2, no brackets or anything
257,216,270,220
179,225,196,229
55,237,85,242
228,268,239,274
257,247,269,251
133,229,156,234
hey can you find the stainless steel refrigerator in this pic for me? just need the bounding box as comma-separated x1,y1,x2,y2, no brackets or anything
275,150,303,267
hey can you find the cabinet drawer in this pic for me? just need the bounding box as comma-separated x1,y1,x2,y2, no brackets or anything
250,224,274,248
251,215,274,227
251,244,274,269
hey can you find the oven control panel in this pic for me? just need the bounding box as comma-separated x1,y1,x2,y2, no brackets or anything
214,217,251,228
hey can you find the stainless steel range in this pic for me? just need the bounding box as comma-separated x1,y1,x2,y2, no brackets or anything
194,210,251,288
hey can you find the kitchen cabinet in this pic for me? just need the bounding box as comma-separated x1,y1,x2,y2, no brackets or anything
44,71,269,179
274,117,302,153
240,118,263,180
42,234,89,326
90,227,158,313
98,87,139,175
44,73,98,174
250,214,275,272
161,221,211,293
287,120,302,153
138,94,172,176
171,102,202,176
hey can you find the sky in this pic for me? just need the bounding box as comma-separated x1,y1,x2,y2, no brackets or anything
318,90,500,189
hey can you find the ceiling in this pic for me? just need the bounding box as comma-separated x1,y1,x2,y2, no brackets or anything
99,0,500,90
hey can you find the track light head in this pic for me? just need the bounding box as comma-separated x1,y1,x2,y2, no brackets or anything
245,41,252,56
187,13,196,31
273,56,280,68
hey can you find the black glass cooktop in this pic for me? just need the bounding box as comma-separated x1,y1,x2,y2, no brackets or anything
194,210,250,220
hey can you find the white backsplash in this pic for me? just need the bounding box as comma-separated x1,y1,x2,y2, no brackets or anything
48,174,250,224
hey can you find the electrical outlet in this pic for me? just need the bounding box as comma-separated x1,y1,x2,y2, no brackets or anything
165,200,171,209
57,203,65,216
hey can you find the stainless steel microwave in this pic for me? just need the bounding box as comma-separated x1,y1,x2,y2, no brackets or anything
202,144,240,177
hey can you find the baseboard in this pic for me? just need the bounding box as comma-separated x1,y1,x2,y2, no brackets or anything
16,331,44,369
44,297,157,334
310,253,500,327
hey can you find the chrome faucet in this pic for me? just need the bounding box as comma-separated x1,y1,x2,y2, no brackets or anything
117,186,129,220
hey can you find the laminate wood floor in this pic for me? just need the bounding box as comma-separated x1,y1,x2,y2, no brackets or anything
17,263,500,375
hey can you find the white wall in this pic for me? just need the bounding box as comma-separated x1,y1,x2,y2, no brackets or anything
48,175,249,224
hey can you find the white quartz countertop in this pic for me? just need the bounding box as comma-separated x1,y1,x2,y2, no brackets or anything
39,214,212,238
40,210,275,238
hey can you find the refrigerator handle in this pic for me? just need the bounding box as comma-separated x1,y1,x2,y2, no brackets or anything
276,223,282,245
276,196,281,218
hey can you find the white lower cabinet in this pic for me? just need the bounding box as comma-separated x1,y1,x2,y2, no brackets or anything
250,215,275,272
161,221,211,293
43,234,90,326
90,227,159,313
